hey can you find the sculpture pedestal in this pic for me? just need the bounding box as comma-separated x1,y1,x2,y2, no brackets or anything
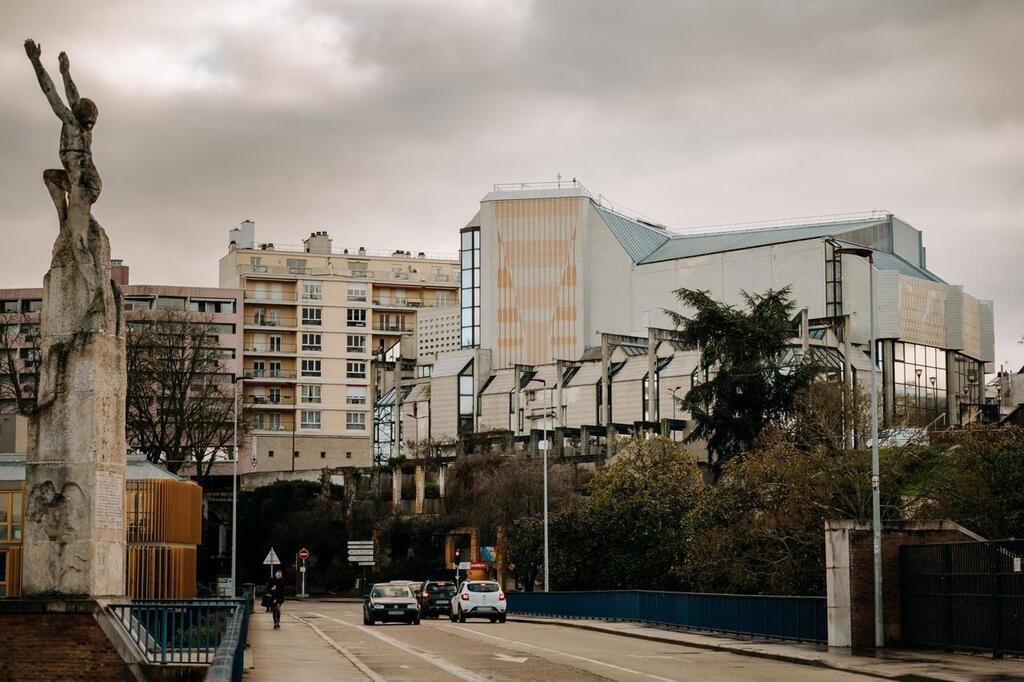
22,331,126,598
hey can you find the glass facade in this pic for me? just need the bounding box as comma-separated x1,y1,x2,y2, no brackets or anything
892,341,946,426
458,360,474,434
460,228,480,348
825,242,842,318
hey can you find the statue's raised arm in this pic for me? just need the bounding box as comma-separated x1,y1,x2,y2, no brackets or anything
24,40,74,125
58,52,80,107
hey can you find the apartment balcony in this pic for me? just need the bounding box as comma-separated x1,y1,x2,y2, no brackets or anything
252,424,294,433
243,342,297,354
244,315,297,329
372,324,413,334
243,368,297,381
244,290,298,303
245,395,296,408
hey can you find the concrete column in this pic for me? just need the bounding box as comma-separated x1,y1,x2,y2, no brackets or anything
647,329,658,422
415,465,425,514
843,317,855,449
601,336,613,454
945,350,958,427
881,339,895,428
393,358,403,459
555,361,565,429
800,307,810,356
512,365,522,435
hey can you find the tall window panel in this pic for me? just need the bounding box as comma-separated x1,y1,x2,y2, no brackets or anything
460,227,480,348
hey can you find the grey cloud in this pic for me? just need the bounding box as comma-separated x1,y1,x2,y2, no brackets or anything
1,0,1022,366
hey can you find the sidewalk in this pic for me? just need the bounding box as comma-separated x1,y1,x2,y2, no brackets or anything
510,616,1024,682
247,607,370,681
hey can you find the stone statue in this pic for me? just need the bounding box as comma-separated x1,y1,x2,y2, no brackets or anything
21,40,127,598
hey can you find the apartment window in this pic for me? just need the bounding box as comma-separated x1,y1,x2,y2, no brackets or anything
460,227,480,347
21,299,42,313
346,335,366,353
287,258,308,274
0,490,23,543
267,413,282,430
250,256,262,268
347,282,367,302
123,297,152,311
347,361,366,379
251,360,265,377
437,291,451,306
301,333,322,352
301,384,322,404
301,359,322,377
320,451,326,459
346,387,367,405
269,361,283,377
392,264,403,276
347,309,366,327
191,299,235,313
268,449,274,458
416,365,433,378
208,323,236,335
395,291,407,305
302,282,322,300
301,307,322,326
268,387,282,404
346,412,366,431
301,410,321,429
0,301,18,313
269,335,282,352
252,413,264,430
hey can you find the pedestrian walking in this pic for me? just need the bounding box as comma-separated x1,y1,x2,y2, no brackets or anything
265,569,286,629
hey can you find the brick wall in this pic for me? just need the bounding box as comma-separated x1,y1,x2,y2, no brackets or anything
848,526,975,647
0,603,134,682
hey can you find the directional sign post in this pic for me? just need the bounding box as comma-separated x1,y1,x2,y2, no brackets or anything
298,548,310,598
347,540,374,566
263,547,281,578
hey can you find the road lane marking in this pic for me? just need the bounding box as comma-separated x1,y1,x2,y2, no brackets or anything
493,653,529,663
440,623,677,682
291,614,385,682
308,612,488,682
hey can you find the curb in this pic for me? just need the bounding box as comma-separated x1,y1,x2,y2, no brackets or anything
507,616,959,682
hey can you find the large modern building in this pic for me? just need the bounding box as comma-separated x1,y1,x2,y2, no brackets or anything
218,221,459,474
377,180,995,461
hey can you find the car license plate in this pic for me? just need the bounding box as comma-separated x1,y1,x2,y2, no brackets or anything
388,610,404,615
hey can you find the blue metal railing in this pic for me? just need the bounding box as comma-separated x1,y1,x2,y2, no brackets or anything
507,590,827,644
108,599,250,670
205,597,252,682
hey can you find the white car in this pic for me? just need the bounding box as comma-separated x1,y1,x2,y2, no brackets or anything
449,580,507,623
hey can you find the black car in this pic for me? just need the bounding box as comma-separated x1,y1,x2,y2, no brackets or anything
417,580,457,618
363,583,421,625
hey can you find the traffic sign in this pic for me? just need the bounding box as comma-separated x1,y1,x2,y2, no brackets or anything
356,561,374,566
457,561,471,570
263,548,281,565
348,541,373,548
348,552,373,559
298,548,310,561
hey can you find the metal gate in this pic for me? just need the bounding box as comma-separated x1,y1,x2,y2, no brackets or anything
901,540,1024,657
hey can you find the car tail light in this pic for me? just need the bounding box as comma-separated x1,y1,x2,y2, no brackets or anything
423,592,429,598
461,593,469,601
498,593,505,601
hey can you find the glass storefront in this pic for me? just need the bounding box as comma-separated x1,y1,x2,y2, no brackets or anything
892,341,947,426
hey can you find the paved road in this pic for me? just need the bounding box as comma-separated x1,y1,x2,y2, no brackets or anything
248,600,873,681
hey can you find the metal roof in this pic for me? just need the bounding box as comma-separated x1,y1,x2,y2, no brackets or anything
639,218,890,264
404,383,431,403
594,205,670,263
481,369,516,395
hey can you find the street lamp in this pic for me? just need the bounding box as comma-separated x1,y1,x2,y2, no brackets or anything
231,375,253,598
834,245,883,648
529,377,554,593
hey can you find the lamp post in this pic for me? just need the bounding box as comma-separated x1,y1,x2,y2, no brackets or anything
835,245,883,648
530,377,553,592
669,386,684,440
231,377,246,598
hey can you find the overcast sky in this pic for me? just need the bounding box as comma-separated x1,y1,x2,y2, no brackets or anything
1,0,1021,367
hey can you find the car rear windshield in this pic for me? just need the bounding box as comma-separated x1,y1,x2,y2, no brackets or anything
371,586,411,598
427,583,456,595
467,583,499,593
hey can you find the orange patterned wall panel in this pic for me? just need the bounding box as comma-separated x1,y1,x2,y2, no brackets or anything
494,198,579,366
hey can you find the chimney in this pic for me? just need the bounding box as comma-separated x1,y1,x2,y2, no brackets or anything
303,230,333,255
110,259,129,286
229,219,256,249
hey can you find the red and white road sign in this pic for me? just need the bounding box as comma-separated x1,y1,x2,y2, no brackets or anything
298,548,310,561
